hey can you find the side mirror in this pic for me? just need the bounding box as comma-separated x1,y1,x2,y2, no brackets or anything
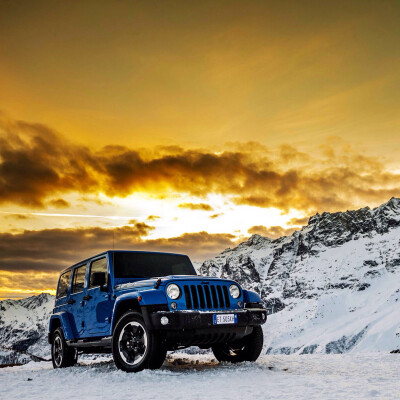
91,272,107,291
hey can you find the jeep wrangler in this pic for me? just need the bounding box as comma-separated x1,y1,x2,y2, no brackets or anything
49,251,267,372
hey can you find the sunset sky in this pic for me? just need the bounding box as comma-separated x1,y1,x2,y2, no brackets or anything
1,0,400,299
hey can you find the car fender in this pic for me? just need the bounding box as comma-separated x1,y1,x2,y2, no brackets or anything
242,289,262,303
111,289,167,330
48,312,75,342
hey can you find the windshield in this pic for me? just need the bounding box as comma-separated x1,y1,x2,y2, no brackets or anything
113,252,196,278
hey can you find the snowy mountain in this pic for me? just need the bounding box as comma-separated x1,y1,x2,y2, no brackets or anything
1,198,399,364
200,197,400,354
0,293,54,365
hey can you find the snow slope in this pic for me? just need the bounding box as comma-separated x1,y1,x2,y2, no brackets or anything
200,198,400,354
0,293,53,364
0,354,399,400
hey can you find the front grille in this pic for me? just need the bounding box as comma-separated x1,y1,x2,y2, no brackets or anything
183,284,231,310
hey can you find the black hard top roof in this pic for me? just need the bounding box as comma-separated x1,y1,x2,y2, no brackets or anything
59,250,189,275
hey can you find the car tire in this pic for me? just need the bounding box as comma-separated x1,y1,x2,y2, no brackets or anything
112,311,167,372
212,326,264,363
51,327,78,368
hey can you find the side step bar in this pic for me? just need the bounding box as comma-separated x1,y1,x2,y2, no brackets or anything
66,336,112,348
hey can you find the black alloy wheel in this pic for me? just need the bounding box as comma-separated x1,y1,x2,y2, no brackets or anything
112,311,167,372
51,327,78,368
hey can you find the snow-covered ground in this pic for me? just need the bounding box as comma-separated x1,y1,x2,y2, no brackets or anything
263,270,400,354
1,354,399,400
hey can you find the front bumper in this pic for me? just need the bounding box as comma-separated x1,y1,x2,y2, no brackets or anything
146,308,267,330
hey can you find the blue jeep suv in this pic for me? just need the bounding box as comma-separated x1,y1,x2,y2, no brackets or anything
49,250,267,372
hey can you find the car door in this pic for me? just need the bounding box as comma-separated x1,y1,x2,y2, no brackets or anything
84,256,114,337
68,264,87,338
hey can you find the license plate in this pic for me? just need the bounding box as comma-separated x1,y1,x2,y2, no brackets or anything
213,314,237,325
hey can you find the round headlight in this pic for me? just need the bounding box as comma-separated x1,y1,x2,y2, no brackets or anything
166,284,181,300
229,284,240,299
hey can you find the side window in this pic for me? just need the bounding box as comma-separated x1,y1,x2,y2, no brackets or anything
89,257,108,288
71,265,87,294
57,270,72,298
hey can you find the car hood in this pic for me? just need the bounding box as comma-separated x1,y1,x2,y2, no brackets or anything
114,275,240,291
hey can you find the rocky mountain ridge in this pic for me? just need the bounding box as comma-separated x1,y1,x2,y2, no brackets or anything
200,198,400,353
0,293,54,364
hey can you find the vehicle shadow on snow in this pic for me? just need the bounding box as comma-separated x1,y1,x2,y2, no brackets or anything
74,355,286,373
74,357,220,372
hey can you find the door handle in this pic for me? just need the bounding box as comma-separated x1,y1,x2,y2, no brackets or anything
83,295,92,301
67,299,76,304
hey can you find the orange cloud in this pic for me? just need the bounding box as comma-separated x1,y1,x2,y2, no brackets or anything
146,215,160,221
3,214,33,220
0,270,57,300
288,216,309,226
248,225,296,239
209,213,223,219
48,198,70,208
178,203,214,211
1,113,399,214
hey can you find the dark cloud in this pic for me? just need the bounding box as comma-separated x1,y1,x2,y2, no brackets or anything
0,224,237,278
248,225,296,239
48,198,70,208
1,113,400,214
178,203,214,211
0,114,98,207
0,222,154,273
143,232,236,261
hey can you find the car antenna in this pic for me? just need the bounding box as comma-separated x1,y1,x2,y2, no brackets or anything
154,278,162,289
